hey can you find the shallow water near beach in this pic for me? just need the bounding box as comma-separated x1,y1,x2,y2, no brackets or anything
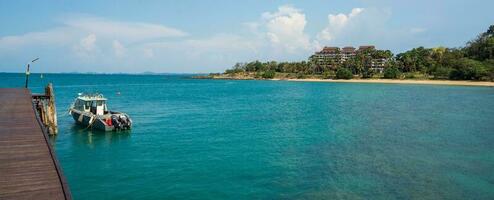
1,73,494,199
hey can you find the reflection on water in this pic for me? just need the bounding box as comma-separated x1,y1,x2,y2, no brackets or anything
48,134,58,146
68,125,131,148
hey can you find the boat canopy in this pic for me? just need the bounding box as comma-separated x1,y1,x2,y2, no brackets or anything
73,93,108,115
76,93,107,101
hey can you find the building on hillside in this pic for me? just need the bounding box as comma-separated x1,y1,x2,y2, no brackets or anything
309,45,389,73
308,46,341,70
358,46,388,73
341,46,356,62
370,58,387,73
357,45,375,52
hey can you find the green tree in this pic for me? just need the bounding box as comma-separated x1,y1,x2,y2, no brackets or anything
465,25,494,61
362,68,375,78
222,25,494,81
396,47,433,73
449,58,488,80
262,70,276,79
431,67,450,79
322,71,335,79
266,61,278,71
383,67,401,79
336,68,353,79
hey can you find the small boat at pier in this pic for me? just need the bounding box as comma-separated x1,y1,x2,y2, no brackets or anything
69,93,132,131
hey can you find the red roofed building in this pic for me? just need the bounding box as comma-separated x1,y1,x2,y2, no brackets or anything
309,45,390,73
309,46,342,69
341,46,356,62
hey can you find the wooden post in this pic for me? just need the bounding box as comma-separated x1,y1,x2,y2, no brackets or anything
45,83,58,135
25,64,30,88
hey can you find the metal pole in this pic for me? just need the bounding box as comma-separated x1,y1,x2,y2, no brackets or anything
24,58,38,88
25,63,30,88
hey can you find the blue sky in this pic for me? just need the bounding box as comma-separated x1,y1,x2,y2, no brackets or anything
0,0,492,73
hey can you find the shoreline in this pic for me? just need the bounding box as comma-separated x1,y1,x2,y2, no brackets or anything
197,75,494,87
283,78,494,87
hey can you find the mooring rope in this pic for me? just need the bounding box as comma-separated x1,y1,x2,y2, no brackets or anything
83,114,96,130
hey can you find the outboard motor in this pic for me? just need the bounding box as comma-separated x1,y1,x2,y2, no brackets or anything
119,115,131,130
111,115,122,130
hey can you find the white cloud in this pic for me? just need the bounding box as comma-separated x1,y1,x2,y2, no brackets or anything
112,40,125,57
0,27,75,50
145,34,260,60
0,6,430,73
0,16,187,51
0,7,317,72
317,8,364,41
261,5,311,52
63,16,187,43
0,15,189,71
80,34,97,51
72,33,99,58
314,7,431,53
135,5,316,70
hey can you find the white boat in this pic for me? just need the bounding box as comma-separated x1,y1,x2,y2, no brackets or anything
69,93,132,131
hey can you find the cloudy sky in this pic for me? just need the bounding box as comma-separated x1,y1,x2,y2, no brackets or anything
0,0,492,73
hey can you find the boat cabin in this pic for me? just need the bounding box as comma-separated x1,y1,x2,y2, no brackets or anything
73,94,108,115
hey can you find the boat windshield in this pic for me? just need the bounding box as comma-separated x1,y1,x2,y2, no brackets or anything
74,99,106,115
91,100,106,115
85,101,92,110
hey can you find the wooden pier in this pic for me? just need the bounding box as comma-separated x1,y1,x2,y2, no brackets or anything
0,88,71,199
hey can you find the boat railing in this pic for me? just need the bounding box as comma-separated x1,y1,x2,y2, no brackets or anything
78,93,104,98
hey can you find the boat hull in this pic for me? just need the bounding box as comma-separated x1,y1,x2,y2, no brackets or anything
70,110,129,131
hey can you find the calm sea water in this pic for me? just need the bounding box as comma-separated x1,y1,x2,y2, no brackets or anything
1,73,494,199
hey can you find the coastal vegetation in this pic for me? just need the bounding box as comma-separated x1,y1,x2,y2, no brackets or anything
208,25,494,81
336,68,353,79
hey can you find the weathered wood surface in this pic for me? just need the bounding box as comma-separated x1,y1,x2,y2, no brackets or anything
0,88,70,199
32,84,58,135
45,83,58,134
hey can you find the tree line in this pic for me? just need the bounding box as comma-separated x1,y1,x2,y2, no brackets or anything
223,25,494,81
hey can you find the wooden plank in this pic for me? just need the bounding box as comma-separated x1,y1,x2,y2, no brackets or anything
0,88,71,200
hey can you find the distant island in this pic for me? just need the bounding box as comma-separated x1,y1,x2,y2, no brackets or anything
196,25,494,86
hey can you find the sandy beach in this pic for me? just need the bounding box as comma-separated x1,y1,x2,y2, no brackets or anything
284,79,494,87
204,75,494,87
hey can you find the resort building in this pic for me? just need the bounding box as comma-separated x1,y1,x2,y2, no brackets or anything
309,45,389,73
341,46,356,62
371,58,388,73
357,45,375,52
309,46,341,70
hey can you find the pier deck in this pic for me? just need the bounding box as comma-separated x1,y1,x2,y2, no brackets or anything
0,88,70,199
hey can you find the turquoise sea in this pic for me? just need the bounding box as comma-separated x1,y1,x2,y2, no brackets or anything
1,73,494,199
